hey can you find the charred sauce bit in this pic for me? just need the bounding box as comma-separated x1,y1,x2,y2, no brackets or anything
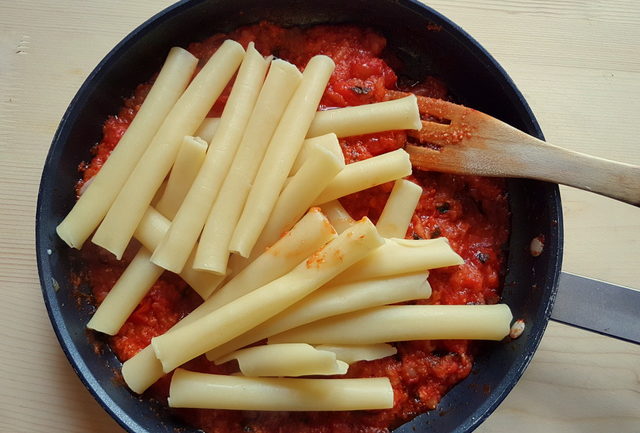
81,22,510,433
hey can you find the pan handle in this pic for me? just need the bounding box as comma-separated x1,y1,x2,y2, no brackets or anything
550,272,640,344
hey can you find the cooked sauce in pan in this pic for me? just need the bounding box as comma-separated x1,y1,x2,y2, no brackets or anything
80,22,509,433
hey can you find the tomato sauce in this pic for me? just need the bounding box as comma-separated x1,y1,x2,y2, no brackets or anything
80,22,509,433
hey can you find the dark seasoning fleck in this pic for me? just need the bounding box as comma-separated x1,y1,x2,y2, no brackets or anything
350,86,372,95
436,202,450,214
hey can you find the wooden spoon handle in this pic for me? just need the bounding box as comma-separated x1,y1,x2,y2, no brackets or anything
511,138,640,206
406,114,640,206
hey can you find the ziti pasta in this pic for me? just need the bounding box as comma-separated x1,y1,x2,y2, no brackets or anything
63,22,513,433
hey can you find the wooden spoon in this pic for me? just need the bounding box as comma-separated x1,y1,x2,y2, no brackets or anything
395,91,640,206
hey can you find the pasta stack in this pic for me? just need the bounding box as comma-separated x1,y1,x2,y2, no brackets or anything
56,41,513,411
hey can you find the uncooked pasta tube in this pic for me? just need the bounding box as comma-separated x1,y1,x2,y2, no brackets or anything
168,369,394,411
92,40,244,259
151,43,269,273
205,271,430,361
375,179,422,238
320,200,355,233
269,304,513,344
330,237,463,285
216,343,347,377
121,209,336,393
56,47,197,249
151,218,383,373
154,136,208,219
86,247,164,335
244,133,344,264
315,344,397,364
193,117,220,143
193,60,303,274
312,148,412,205
229,55,335,258
306,94,421,138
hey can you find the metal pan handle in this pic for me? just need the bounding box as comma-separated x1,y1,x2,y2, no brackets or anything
550,272,640,344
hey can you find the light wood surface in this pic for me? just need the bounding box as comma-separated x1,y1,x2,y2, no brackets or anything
1,1,639,432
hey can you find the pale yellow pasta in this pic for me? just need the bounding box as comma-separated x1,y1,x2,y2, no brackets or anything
178,250,226,299
151,43,269,273
245,134,344,263
86,247,164,335
155,136,208,219
320,200,355,233
206,271,430,361
133,207,169,249
315,344,397,364
307,94,421,138
194,117,220,143
150,180,168,208
290,134,344,175
312,148,412,205
230,55,336,257
121,346,164,394
56,47,198,249
122,209,336,394
199,208,336,313
193,60,303,274
269,305,513,344
132,207,224,299
216,343,347,377
330,237,464,285
375,179,422,238
168,369,394,411
152,218,383,373
92,40,245,259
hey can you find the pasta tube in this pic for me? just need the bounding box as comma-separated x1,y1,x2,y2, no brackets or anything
315,344,398,364
312,148,412,205
193,60,303,273
375,179,422,238
132,207,224,299
307,94,421,138
121,209,337,393
121,346,163,394
133,207,168,250
56,47,198,249
152,217,383,373
320,200,355,233
330,237,464,285
290,134,344,175
88,132,215,334
193,117,220,143
206,271,430,361
230,55,335,258
168,369,394,411
216,344,347,377
269,304,513,344
86,247,164,335
92,40,245,259
198,208,336,313
245,133,344,263
155,136,208,219
152,43,269,273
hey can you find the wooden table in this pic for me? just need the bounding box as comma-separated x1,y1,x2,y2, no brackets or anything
1,1,639,432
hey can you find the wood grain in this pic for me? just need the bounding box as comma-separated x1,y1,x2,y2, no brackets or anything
405,97,640,205
1,1,639,432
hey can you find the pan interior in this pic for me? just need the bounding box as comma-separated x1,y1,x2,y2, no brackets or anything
36,1,563,432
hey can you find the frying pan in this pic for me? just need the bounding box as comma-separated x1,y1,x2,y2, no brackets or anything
36,0,562,432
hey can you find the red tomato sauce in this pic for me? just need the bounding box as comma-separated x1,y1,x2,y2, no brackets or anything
80,22,509,433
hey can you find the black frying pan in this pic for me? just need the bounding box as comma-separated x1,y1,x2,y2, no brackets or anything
35,0,563,432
